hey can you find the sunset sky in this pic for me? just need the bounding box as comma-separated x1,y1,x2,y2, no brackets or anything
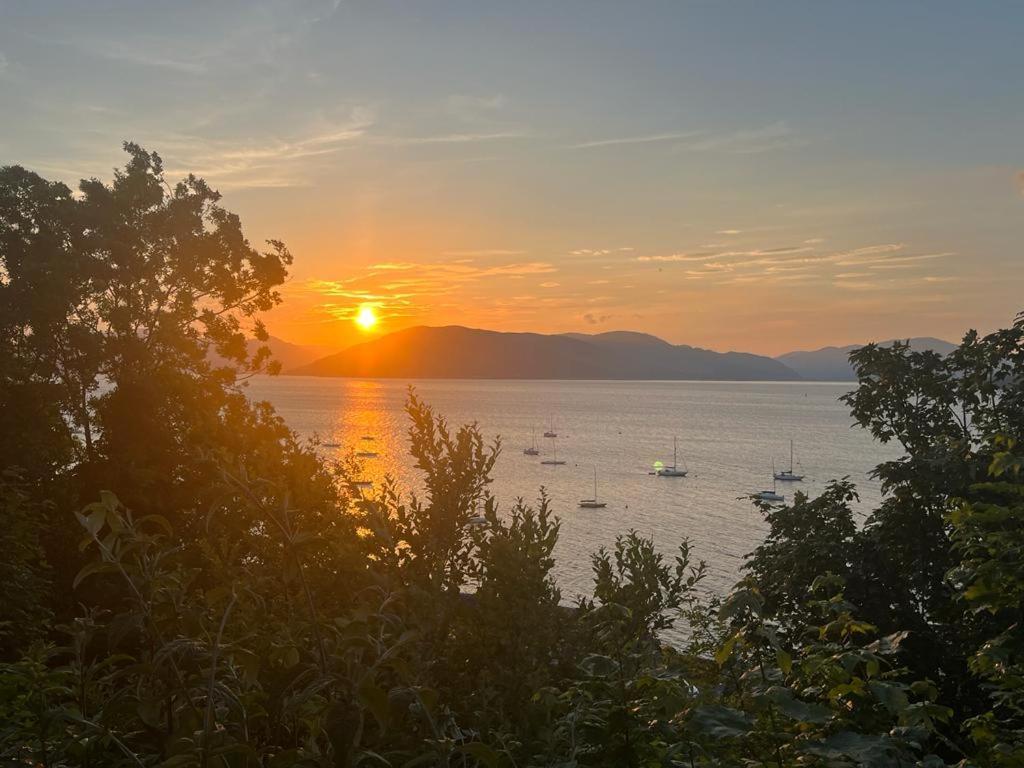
2,1,1022,354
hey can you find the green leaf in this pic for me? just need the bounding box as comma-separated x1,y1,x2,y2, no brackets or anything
73,560,118,590
354,750,391,766
412,687,439,722
580,654,619,677
357,676,391,731
233,649,261,686
267,749,302,767
137,513,173,536
804,730,898,764
766,687,831,724
100,490,120,513
137,697,163,728
718,588,763,622
867,680,909,715
161,755,201,768
715,633,738,666
282,645,300,669
401,754,442,768
459,742,500,767
689,705,755,739
75,507,106,537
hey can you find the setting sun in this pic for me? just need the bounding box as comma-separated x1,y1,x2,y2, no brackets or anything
354,305,378,331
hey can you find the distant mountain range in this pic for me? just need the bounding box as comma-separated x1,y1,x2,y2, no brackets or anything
210,336,340,372
288,326,800,380
257,336,341,371
775,337,956,381
272,326,956,382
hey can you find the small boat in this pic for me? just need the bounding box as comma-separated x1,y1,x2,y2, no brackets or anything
543,416,557,439
360,435,375,441
774,440,805,481
356,451,378,458
756,462,785,502
351,480,373,488
540,436,566,465
656,437,688,477
579,466,607,509
523,427,540,456
322,442,342,449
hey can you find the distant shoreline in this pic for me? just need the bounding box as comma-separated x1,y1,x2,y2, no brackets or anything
273,373,858,385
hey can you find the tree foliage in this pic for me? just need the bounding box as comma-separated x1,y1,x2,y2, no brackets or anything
2,147,1024,766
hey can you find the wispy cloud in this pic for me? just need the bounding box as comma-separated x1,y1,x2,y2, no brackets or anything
835,249,951,267
678,121,800,154
630,239,957,294
572,132,701,149
637,252,720,263
569,248,617,256
479,262,557,277
833,279,884,291
371,131,526,146
574,122,801,154
442,249,526,257
92,43,208,74
445,93,508,122
831,243,905,262
636,245,812,264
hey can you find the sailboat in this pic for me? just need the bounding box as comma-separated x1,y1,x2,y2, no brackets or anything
540,435,566,465
655,437,688,477
579,465,607,508
773,440,805,481
543,416,557,439
757,460,785,502
523,427,540,456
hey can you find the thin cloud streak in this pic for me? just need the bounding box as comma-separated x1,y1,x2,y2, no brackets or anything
370,131,527,146
575,122,801,154
572,132,701,149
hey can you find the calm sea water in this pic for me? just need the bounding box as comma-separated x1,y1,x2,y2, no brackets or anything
245,376,899,602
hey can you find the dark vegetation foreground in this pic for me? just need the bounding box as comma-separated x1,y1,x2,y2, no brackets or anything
2,145,1023,767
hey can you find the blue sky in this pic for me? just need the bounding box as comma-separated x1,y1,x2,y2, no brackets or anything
2,1,1021,352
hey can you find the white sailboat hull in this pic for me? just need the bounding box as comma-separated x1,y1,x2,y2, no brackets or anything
656,467,687,477
773,471,804,481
